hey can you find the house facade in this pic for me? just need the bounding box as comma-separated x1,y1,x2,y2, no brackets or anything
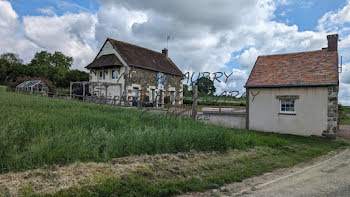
245,34,339,137
85,38,183,106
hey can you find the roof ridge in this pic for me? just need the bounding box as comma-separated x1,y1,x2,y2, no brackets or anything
246,47,338,88
258,49,328,57
107,38,165,56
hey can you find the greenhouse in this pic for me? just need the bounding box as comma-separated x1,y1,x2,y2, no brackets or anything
16,80,49,92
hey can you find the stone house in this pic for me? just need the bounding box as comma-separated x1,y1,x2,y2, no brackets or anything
85,38,183,106
245,34,339,137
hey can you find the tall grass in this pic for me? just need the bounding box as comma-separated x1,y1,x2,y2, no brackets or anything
340,105,350,125
0,86,342,173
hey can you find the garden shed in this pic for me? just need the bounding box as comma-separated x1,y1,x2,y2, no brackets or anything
16,80,49,92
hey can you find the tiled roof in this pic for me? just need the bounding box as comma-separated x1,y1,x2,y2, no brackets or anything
86,54,123,69
88,38,183,76
245,49,338,88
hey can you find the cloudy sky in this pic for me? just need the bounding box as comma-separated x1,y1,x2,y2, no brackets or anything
1,0,350,105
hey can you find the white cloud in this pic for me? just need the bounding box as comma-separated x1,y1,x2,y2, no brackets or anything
0,0,17,30
341,63,350,84
317,0,350,33
22,13,97,69
0,0,39,62
1,0,350,104
37,7,56,16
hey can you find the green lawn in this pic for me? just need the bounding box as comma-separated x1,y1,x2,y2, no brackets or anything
55,87,70,94
183,95,246,106
0,86,345,196
340,105,350,125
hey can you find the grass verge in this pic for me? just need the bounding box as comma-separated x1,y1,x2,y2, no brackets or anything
340,105,350,125
0,86,346,196
0,86,329,174
35,144,345,197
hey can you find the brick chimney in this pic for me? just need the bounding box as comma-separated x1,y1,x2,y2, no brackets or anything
162,48,168,57
327,34,338,51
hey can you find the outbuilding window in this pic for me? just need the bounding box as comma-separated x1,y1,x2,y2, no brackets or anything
280,99,295,114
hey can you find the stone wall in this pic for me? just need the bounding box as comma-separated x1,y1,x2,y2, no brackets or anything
128,66,183,104
323,86,339,138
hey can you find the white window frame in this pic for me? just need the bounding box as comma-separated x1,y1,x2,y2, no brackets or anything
170,91,175,103
280,99,296,114
99,70,105,81
111,69,118,80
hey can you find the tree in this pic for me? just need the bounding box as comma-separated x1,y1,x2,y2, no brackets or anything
29,51,52,67
50,51,73,70
28,51,75,87
29,51,73,70
0,53,26,84
0,53,23,64
183,84,193,96
59,70,89,87
195,77,216,95
1,50,87,88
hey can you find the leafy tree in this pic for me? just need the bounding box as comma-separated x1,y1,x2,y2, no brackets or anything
59,70,89,87
195,77,216,95
50,51,73,70
182,84,193,96
29,51,52,67
0,54,27,84
1,51,88,88
0,59,10,84
0,53,23,64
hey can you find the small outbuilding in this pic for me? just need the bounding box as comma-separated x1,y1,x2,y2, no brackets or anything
16,80,49,92
245,34,340,137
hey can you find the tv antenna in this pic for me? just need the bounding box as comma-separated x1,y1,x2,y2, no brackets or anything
166,35,174,49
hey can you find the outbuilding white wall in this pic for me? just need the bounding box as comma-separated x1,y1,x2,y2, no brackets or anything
248,87,329,136
199,113,246,130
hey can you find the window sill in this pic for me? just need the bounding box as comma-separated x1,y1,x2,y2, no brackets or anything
279,113,296,116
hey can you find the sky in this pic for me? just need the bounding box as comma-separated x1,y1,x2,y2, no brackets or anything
1,0,350,105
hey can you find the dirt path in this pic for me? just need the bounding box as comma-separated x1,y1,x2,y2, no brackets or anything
179,147,349,197
337,125,350,144
338,125,350,138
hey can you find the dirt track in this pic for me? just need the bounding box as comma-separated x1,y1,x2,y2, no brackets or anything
180,126,350,197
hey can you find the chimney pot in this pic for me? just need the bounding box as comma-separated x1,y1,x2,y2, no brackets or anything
327,34,338,51
162,48,168,57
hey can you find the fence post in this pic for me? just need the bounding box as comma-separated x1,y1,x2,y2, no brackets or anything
192,85,198,119
70,82,73,99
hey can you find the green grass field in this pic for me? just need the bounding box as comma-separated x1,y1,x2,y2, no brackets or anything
183,95,246,106
0,85,346,196
340,105,350,125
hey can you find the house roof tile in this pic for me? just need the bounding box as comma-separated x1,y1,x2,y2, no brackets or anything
86,54,123,69
87,38,183,76
245,49,339,88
